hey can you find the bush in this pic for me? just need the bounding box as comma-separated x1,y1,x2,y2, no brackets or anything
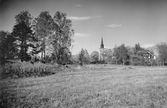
1,62,54,79
151,59,159,66
130,55,141,66
124,60,130,65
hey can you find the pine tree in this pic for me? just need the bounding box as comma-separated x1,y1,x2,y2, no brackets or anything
12,11,36,62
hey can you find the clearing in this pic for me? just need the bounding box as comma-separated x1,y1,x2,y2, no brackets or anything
1,65,167,108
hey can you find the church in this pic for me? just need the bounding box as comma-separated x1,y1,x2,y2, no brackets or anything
99,37,108,61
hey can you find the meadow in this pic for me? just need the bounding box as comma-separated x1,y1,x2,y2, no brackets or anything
1,64,167,108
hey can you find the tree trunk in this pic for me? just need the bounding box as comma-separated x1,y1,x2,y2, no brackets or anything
123,58,125,65
41,51,43,61
44,45,45,63
20,40,23,62
43,37,46,63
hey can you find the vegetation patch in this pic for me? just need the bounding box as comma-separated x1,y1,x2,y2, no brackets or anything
1,62,55,79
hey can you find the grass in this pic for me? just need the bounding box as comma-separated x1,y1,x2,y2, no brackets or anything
1,62,57,79
1,64,167,108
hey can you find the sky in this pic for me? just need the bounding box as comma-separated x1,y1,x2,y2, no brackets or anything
0,0,167,55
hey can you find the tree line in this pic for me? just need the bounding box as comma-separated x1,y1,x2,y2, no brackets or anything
0,10,74,65
77,43,167,66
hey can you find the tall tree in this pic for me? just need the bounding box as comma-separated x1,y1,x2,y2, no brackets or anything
51,11,74,64
34,11,53,62
156,42,167,65
12,11,35,62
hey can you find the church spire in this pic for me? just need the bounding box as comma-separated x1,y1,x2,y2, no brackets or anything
100,37,104,48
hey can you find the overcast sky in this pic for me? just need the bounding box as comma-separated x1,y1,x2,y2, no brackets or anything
0,0,167,54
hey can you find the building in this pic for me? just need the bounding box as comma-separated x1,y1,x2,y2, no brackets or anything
99,37,107,61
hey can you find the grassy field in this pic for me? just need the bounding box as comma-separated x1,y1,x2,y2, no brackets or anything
1,65,167,108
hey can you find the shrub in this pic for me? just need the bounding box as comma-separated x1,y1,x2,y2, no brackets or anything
151,59,159,66
2,62,54,79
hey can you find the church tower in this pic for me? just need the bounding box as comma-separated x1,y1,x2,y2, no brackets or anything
100,37,104,48
99,37,105,61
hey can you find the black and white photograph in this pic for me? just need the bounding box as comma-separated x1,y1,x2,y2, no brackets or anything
0,0,167,107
